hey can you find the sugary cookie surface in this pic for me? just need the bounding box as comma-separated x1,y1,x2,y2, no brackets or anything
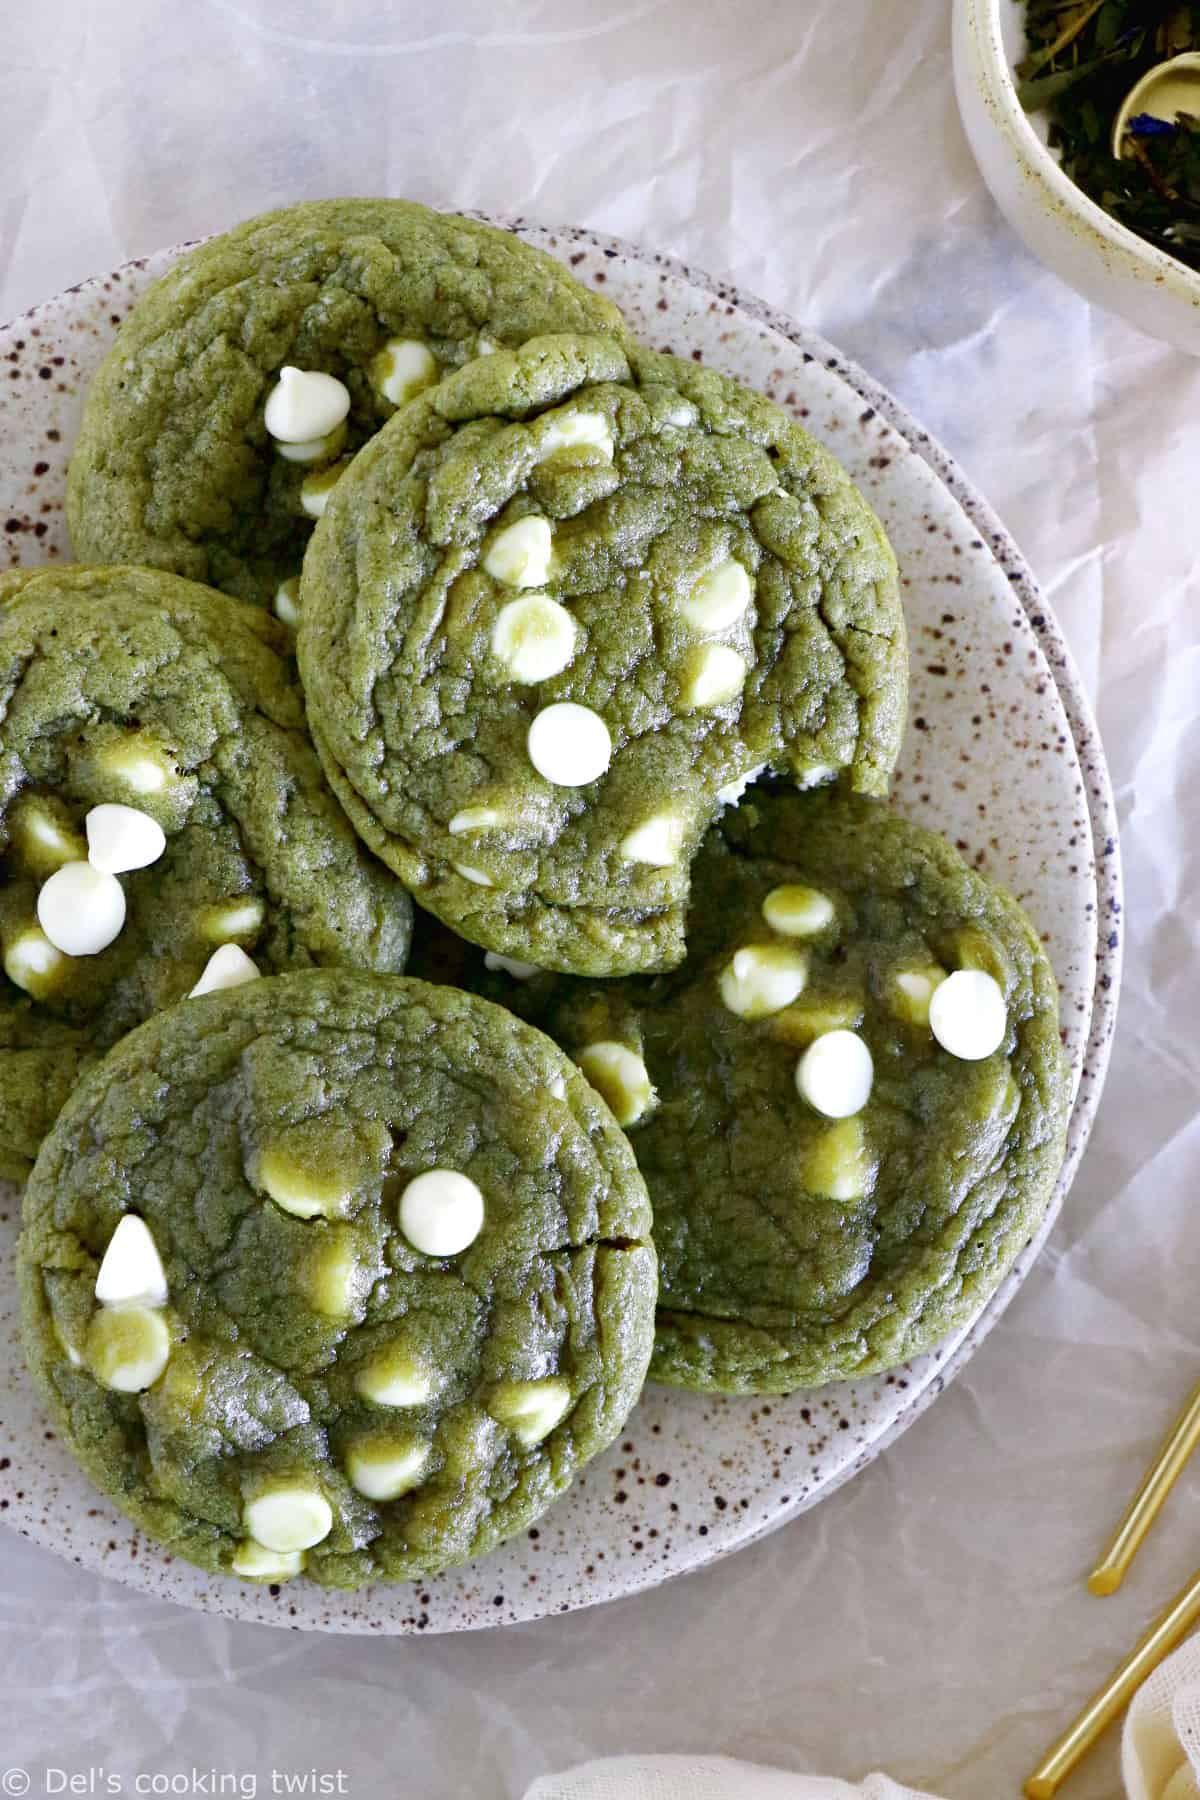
0,566,411,1179
66,199,626,607
18,972,656,1586
300,335,906,977
489,789,1070,1392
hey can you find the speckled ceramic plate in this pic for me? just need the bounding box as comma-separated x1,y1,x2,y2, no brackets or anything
0,221,1121,1634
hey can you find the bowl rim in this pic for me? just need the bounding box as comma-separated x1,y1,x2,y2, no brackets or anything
963,0,1200,304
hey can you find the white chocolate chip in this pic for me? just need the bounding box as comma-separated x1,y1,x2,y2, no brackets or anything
452,862,494,887
300,465,345,519
11,802,86,874
662,400,698,428
795,1029,874,1118
951,927,1011,985
37,862,126,957
762,885,835,938
189,943,260,998
305,1232,361,1318
536,409,614,464
355,1349,433,1408
274,578,300,626
483,516,553,589
86,1305,170,1393
85,803,166,875
476,336,499,357
718,945,809,1019
577,1042,654,1127
491,595,577,683
620,813,685,868
94,1215,168,1309
805,1118,874,1201
797,763,837,791
3,925,67,997
344,1436,430,1502
243,1485,333,1553
96,735,176,795
371,338,438,406
527,702,611,788
399,1170,485,1258
769,995,865,1047
448,806,503,835
484,951,541,980
488,1377,572,1447
890,965,947,1028
717,764,766,808
548,1072,567,1101
264,367,350,444
256,1148,354,1221
681,559,752,633
199,897,266,943
681,643,747,708
231,1540,304,1582
928,969,1007,1060
275,428,343,464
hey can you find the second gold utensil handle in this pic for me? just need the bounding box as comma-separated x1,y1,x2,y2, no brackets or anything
1089,1381,1200,1596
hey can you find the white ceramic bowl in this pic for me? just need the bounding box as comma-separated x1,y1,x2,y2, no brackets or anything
954,0,1200,352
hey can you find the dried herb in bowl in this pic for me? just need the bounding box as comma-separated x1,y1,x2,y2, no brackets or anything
1020,1,1200,272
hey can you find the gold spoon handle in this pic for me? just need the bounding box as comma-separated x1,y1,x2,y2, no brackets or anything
1024,1565,1200,1799
1088,1381,1200,1596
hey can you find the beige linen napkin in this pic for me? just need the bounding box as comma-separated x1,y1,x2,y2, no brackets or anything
524,1633,1200,1800
523,1758,934,1799
1123,1634,1200,1800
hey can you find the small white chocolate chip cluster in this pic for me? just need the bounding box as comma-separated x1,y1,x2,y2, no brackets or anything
72,1137,580,1586
264,344,443,534
233,1355,574,1583
263,365,352,525
5,788,169,994
85,1215,171,1395
704,882,1011,1200
445,405,772,890
678,559,754,713
225,1153,574,1582
441,404,629,887
1,751,270,1004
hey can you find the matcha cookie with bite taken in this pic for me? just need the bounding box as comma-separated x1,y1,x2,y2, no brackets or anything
299,333,906,977
18,971,656,1587
488,787,1070,1392
66,199,626,611
0,565,411,1179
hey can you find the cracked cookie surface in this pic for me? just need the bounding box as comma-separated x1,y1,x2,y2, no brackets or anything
18,970,656,1587
0,566,411,1178
299,335,906,977
66,200,626,608
485,788,1069,1392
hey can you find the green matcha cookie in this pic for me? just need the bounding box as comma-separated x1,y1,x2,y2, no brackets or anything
66,200,625,609
490,788,1070,1392
299,334,906,978
0,566,411,1180
19,971,656,1587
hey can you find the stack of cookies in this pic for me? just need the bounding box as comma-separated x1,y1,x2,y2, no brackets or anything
0,201,1070,1591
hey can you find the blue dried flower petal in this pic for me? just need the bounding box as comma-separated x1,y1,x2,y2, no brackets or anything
1128,112,1178,137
